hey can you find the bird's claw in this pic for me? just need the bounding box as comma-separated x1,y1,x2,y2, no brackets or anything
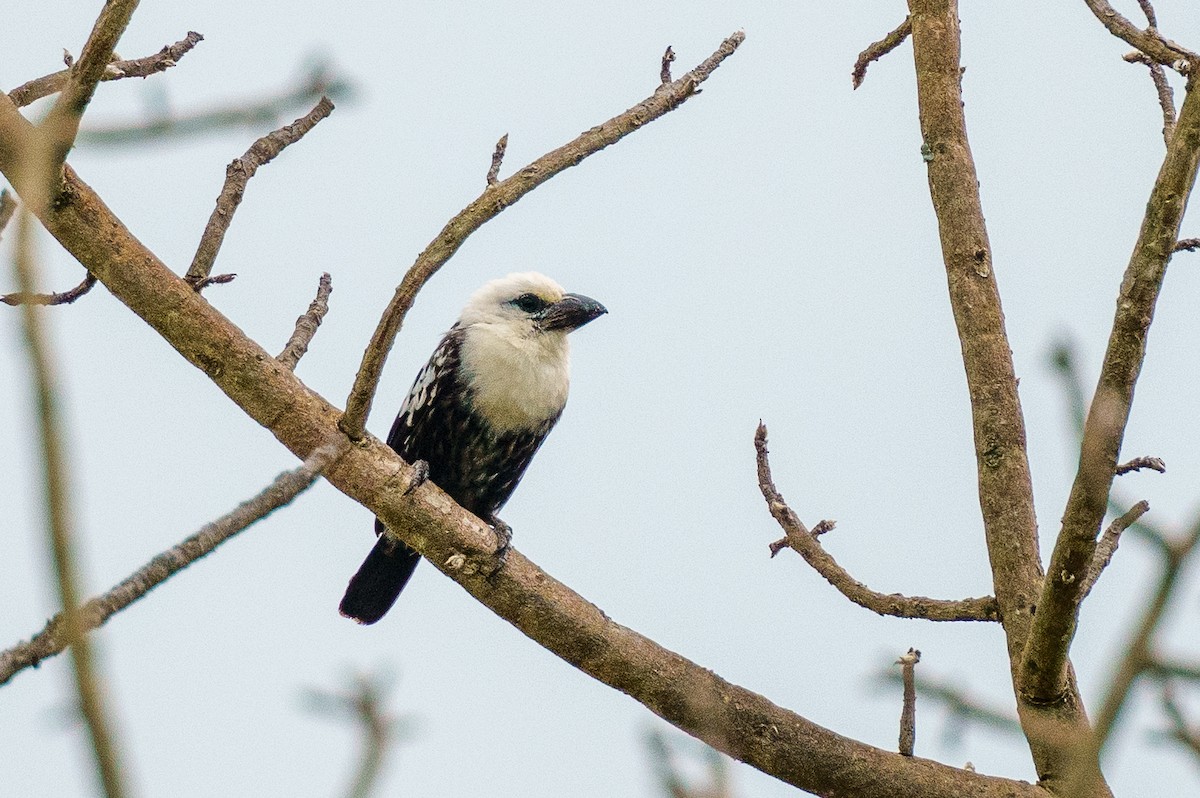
403,460,430,495
486,518,512,580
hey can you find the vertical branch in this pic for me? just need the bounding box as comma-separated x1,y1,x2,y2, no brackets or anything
897,649,920,756
12,211,129,797
906,1,1042,648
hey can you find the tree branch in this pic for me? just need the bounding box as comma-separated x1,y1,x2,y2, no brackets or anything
1123,52,1177,146
898,649,921,756
6,31,203,109
2,272,97,306
755,424,999,622
1082,0,1197,68
185,96,335,286
1079,501,1150,601
276,272,332,370
0,81,1048,798
0,439,346,687
11,209,129,797
337,32,746,440
852,17,912,90
37,0,141,179
1021,74,1200,708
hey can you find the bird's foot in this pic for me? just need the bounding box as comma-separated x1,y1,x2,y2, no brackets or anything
403,460,430,495
486,517,513,579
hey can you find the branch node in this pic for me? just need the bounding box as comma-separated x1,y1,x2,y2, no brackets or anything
486,133,508,186
851,17,912,90
660,46,676,84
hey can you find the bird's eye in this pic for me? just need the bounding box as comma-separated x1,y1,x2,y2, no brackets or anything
511,293,548,313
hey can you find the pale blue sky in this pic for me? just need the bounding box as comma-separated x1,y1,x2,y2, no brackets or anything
3,2,1199,796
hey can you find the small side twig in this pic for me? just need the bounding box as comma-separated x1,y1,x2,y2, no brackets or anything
897,648,921,757
1160,686,1200,761
1135,0,1159,30
1083,0,1197,69
876,668,1023,738
276,272,333,370
486,134,508,186
2,272,98,306
852,17,912,90
185,96,335,287
1116,455,1166,475
1174,237,1200,252
756,423,999,622
1123,52,1177,145
1080,500,1151,599
660,46,676,84
0,439,347,687
7,31,203,109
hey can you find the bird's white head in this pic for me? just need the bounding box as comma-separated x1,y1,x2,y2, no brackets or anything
457,272,606,433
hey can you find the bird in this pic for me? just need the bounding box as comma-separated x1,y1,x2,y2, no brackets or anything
339,272,607,624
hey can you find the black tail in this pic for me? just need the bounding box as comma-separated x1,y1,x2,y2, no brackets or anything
339,524,422,625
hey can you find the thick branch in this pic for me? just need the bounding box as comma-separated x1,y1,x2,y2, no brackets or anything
1082,0,1197,68
11,210,128,797
852,17,913,90
0,440,345,686
185,97,334,285
755,424,998,622
7,31,203,109
1021,79,1200,707
276,272,333,370
338,33,746,440
0,83,1046,798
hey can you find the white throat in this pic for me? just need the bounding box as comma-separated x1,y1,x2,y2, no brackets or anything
459,322,571,434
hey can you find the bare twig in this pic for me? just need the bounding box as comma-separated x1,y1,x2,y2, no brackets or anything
1022,61,1200,709
1079,501,1150,600
661,46,676,84
185,96,335,286
37,0,141,180
7,32,203,109
305,671,412,798
852,17,913,89
1174,237,1200,252
1115,456,1166,475
756,423,999,622
486,133,508,186
276,272,333,370
79,63,352,146
338,34,746,441
11,210,129,796
897,648,921,756
0,440,347,687
2,272,98,306
1135,0,1159,29
1083,0,1197,68
1124,52,1177,145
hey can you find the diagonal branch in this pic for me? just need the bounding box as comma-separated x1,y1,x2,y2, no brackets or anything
0,439,346,687
276,272,333,370
1082,0,1197,68
7,31,203,109
1021,78,1200,708
852,17,913,90
185,97,335,286
0,71,1048,798
1078,501,1150,600
1124,52,1177,146
755,424,999,622
337,32,746,440
37,0,141,178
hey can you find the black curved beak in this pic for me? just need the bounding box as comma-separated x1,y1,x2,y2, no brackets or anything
537,293,608,332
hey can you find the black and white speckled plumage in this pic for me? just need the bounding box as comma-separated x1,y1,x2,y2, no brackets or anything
339,273,606,625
